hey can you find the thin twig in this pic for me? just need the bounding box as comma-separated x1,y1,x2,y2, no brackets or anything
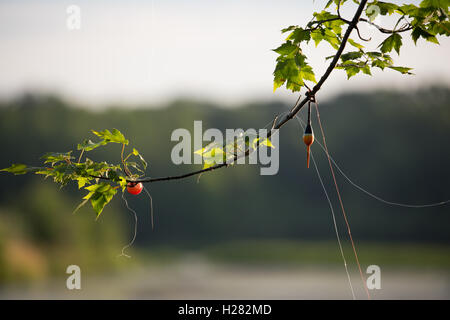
77,149,84,164
121,143,131,177
307,17,350,32
337,0,352,24
355,25,371,41
359,18,413,33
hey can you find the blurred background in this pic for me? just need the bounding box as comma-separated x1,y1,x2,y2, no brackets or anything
0,0,449,299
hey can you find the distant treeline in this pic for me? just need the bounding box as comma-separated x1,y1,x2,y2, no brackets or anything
1,86,449,252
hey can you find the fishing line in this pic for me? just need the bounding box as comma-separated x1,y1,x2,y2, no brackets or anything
296,115,450,208
295,114,356,299
294,110,356,299
310,142,357,299
118,191,138,258
143,185,155,230
331,160,450,208
313,100,371,300
289,97,449,299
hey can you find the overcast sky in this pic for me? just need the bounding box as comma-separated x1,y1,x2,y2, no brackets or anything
0,0,448,107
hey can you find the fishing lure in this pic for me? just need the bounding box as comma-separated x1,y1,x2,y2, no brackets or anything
302,102,314,168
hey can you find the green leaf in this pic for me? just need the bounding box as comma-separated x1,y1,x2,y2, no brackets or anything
388,66,414,74
73,199,89,215
92,129,129,145
327,19,346,35
251,138,275,149
281,25,297,33
45,163,76,185
202,162,214,170
261,138,275,148
312,10,339,22
77,139,106,151
412,27,440,44
287,28,311,44
125,161,145,174
420,0,450,9
137,154,147,170
344,66,361,79
312,11,346,34
299,64,317,83
273,41,298,56
273,51,316,92
372,59,387,70
41,152,74,165
361,65,372,75
202,154,221,169
76,159,120,177
202,147,225,163
371,1,399,15
367,51,383,58
118,177,128,192
105,170,122,183
83,183,117,219
325,0,347,9
379,33,402,55
273,58,302,92
341,51,364,62
325,0,334,9
311,28,341,49
128,148,148,170
77,177,91,189
273,76,286,92
348,38,365,49
1,163,29,175
398,4,420,15
194,147,207,155
429,21,450,36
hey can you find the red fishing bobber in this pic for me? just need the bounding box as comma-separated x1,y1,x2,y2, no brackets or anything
127,182,143,195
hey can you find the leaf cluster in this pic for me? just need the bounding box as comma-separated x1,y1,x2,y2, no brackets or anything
1,129,148,218
273,0,449,90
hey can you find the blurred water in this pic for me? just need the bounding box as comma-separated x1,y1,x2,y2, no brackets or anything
1,258,449,300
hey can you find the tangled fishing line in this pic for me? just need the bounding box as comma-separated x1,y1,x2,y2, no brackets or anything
293,99,450,299
118,186,154,258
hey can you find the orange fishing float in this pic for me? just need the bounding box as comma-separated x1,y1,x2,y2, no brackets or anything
302,102,314,168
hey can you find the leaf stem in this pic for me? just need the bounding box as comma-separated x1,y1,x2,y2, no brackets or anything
77,149,84,164
121,143,131,177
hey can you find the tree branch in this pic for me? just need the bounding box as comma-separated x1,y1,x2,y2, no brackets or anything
337,0,352,25
359,18,413,33
306,17,350,31
124,0,369,184
355,25,372,41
